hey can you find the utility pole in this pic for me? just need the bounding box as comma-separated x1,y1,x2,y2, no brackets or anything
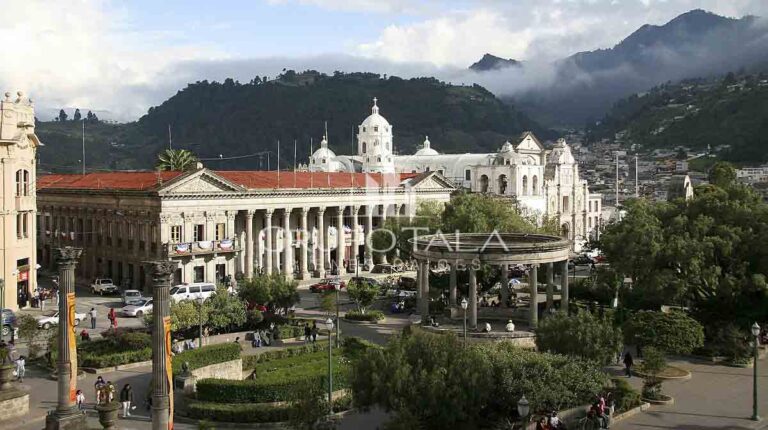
82,120,86,175
615,152,619,206
168,124,173,150
635,155,639,198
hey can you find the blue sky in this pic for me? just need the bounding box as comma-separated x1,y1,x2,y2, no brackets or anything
3,0,767,120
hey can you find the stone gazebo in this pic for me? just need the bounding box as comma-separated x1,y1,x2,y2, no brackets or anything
411,233,571,330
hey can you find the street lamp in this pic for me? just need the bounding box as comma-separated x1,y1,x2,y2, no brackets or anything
460,297,468,348
197,297,206,348
751,321,761,422
334,284,340,348
517,394,530,429
325,317,334,416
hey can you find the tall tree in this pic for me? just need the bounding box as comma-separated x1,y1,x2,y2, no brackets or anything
156,148,199,171
73,108,82,121
58,109,68,122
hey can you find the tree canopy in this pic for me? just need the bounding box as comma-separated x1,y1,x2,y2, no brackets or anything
535,311,623,365
156,148,199,171
623,311,704,355
238,273,299,314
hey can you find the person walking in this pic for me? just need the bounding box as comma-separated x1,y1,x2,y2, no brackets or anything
108,308,117,329
311,321,318,343
303,323,311,343
14,355,25,382
623,351,634,378
106,381,116,403
119,384,133,417
89,308,97,330
76,389,85,410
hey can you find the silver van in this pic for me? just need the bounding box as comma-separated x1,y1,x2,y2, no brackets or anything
169,283,217,303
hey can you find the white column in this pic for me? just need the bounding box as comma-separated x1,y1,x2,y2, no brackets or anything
529,264,539,328
500,263,509,308
264,210,273,275
349,205,359,271
300,207,309,279
283,209,293,279
245,210,254,279
379,204,389,264
365,205,374,269
469,267,478,329
336,206,345,274
449,262,457,306
316,208,326,278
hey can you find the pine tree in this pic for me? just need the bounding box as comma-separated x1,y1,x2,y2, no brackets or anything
58,109,68,122
73,109,81,121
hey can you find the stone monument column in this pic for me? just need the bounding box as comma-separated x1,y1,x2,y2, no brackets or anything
245,210,254,279
264,210,273,275
560,260,569,313
147,260,175,430
282,209,293,279
349,206,359,272
529,264,539,329
46,246,85,430
545,262,554,310
299,207,310,280
336,206,345,273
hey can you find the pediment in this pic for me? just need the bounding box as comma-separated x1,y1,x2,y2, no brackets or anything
407,171,456,190
159,169,243,194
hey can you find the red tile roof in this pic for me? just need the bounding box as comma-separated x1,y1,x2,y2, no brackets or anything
37,171,183,191
37,170,420,192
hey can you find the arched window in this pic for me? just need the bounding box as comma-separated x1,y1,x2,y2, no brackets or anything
498,174,508,195
561,223,570,239
465,170,471,181
362,142,367,153
377,157,381,162
479,175,489,193
362,127,366,132
532,175,538,195
588,217,592,228
522,175,528,196
15,169,29,196
322,158,327,164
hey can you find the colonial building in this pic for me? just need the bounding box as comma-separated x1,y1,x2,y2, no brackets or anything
308,99,603,248
37,168,454,292
1,92,40,310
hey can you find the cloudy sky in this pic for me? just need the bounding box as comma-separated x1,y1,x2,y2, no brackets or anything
4,0,767,120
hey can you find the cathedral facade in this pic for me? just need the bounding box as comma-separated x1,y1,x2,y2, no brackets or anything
308,99,603,249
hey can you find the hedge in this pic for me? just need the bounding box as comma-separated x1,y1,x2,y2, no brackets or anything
187,400,291,423
80,348,152,368
242,341,328,370
50,333,153,369
186,395,351,423
172,343,241,376
344,310,384,322
611,377,642,413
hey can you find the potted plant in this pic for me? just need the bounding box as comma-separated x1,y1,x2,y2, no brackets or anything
95,400,120,429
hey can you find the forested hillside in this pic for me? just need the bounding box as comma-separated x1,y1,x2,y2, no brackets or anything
36,71,549,173
586,72,768,163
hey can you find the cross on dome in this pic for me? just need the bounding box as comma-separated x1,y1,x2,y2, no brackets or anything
372,97,379,114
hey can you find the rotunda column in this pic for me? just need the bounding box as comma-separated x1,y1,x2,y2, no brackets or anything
469,266,478,329
529,264,539,329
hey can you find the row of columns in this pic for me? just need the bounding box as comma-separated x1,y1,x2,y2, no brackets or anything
242,203,406,280
423,260,570,330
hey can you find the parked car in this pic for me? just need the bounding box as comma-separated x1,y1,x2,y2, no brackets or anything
121,289,143,305
1,309,16,337
309,278,346,293
349,277,381,288
90,278,118,295
122,299,153,317
397,276,418,290
169,283,216,303
370,264,396,274
37,310,86,330
573,254,595,266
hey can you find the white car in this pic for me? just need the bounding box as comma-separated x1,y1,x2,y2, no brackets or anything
37,310,86,330
90,278,118,295
122,299,153,317
169,283,216,303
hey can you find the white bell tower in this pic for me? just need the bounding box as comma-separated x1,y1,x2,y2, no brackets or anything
357,98,395,173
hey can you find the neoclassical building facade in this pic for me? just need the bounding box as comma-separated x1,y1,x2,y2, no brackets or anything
37,168,454,291
307,99,603,248
1,92,40,310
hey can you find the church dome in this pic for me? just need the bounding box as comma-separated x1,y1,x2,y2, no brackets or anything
414,136,439,156
311,137,336,160
360,98,391,131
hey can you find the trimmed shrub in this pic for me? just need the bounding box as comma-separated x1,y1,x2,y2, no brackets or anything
242,341,328,370
172,342,241,376
610,378,642,413
344,310,384,322
187,400,290,423
536,311,623,365
341,336,378,360
624,310,704,355
80,348,152,368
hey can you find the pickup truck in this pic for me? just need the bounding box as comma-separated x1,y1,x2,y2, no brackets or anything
37,310,86,330
90,278,119,295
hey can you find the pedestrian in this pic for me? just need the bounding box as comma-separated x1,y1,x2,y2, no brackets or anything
94,376,105,403
119,383,133,417
106,381,116,403
311,321,318,343
108,308,117,329
39,290,45,311
89,308,97,330
14,355,25,382
76,389,85,410
234,337,242,352
535,416,550,430
80,329,90,342
303,323,311,343
548,411,563,429
623,351,634,378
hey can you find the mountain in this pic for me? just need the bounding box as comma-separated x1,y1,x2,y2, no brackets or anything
36,71,551,173
586,71,768,163
513,9,768,127
469,54,521,72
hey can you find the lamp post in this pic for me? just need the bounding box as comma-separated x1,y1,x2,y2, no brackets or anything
751,321,761,422
197,298,205,348
461,297,468,348
334,284,340,348
517,394,530,430
325,317,334,416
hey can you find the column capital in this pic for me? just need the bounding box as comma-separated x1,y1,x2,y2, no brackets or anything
245,209,255,218
317,207,326,215
351,205,361,214
144,260,175,283
264,208,274,216
300,207,310,214
55,247,83,269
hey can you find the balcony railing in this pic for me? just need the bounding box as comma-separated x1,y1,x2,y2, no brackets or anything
15,195,34,212
166,239,240,257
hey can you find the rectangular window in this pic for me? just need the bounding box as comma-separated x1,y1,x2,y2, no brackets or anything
16,214,22,239
193,224,204,242
170,225,182,243
23,213,28,238
193,267,204,283
562,196,570,212
215,223,226,241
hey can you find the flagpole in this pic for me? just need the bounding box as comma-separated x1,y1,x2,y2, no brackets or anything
310,137,314,188
293,139,297,188
82,119,86,175
277,140,280,187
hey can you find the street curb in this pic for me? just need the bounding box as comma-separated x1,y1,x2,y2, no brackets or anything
612,402,651,422
82,360,152,374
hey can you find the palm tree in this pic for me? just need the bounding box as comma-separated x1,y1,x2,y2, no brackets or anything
156,149,199,171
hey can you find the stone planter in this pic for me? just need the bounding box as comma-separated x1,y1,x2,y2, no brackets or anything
96,401,120,429
0,365,14,391
642,394,674,405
